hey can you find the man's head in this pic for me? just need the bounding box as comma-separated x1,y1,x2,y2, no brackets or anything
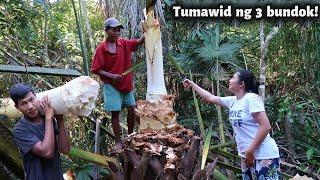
9,83,39,119
104,18,123,42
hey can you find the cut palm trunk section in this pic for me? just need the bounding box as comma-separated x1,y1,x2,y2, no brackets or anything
0,99,22,120
0,76,99,119
135,3,178,131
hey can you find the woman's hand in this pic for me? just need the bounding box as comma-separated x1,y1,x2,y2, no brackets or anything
182,79,193,89
245,148,255,167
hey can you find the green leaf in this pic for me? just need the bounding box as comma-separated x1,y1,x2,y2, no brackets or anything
76,170,91,180
201,123,212,170
163,0,175,6
306,148,314,160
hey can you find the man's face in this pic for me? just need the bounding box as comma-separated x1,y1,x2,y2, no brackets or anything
106,27,121,42
16,92,39,119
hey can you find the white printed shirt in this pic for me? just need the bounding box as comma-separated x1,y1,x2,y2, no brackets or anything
220,93,279,159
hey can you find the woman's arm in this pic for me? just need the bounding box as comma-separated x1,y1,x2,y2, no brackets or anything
245,111,271,166
183,79,226,107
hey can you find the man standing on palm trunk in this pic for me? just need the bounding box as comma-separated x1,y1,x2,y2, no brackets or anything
91,18,145,151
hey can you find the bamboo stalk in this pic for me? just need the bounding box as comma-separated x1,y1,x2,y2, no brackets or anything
71,0,89,75
87,116,115,139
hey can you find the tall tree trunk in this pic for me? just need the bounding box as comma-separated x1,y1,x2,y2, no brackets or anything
259,21,279,101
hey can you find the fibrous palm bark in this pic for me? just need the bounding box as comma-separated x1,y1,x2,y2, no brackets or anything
135,1,178,131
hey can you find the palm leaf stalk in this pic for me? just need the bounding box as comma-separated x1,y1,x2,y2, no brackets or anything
201,123,213,170
167,53,185,76
121,60,145,76
67,147,120,169
210,141,236,150
214,24,226,146
200,123,228,180
189,70,205,138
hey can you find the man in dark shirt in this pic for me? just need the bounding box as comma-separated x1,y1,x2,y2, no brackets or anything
10,83,70,180
91,18,144,151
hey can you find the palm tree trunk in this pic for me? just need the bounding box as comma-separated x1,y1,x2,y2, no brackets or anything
135,0,178,131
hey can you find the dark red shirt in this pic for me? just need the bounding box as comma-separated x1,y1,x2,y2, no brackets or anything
91,38,139,93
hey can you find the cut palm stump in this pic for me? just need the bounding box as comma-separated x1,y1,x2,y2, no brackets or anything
114,1,224,180
123,126,202,180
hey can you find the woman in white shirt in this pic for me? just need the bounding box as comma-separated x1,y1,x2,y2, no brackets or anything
183,70,280,180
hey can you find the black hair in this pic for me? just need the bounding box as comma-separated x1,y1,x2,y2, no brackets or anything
237,69,259,94
9,83,35,105
105,26,111,31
